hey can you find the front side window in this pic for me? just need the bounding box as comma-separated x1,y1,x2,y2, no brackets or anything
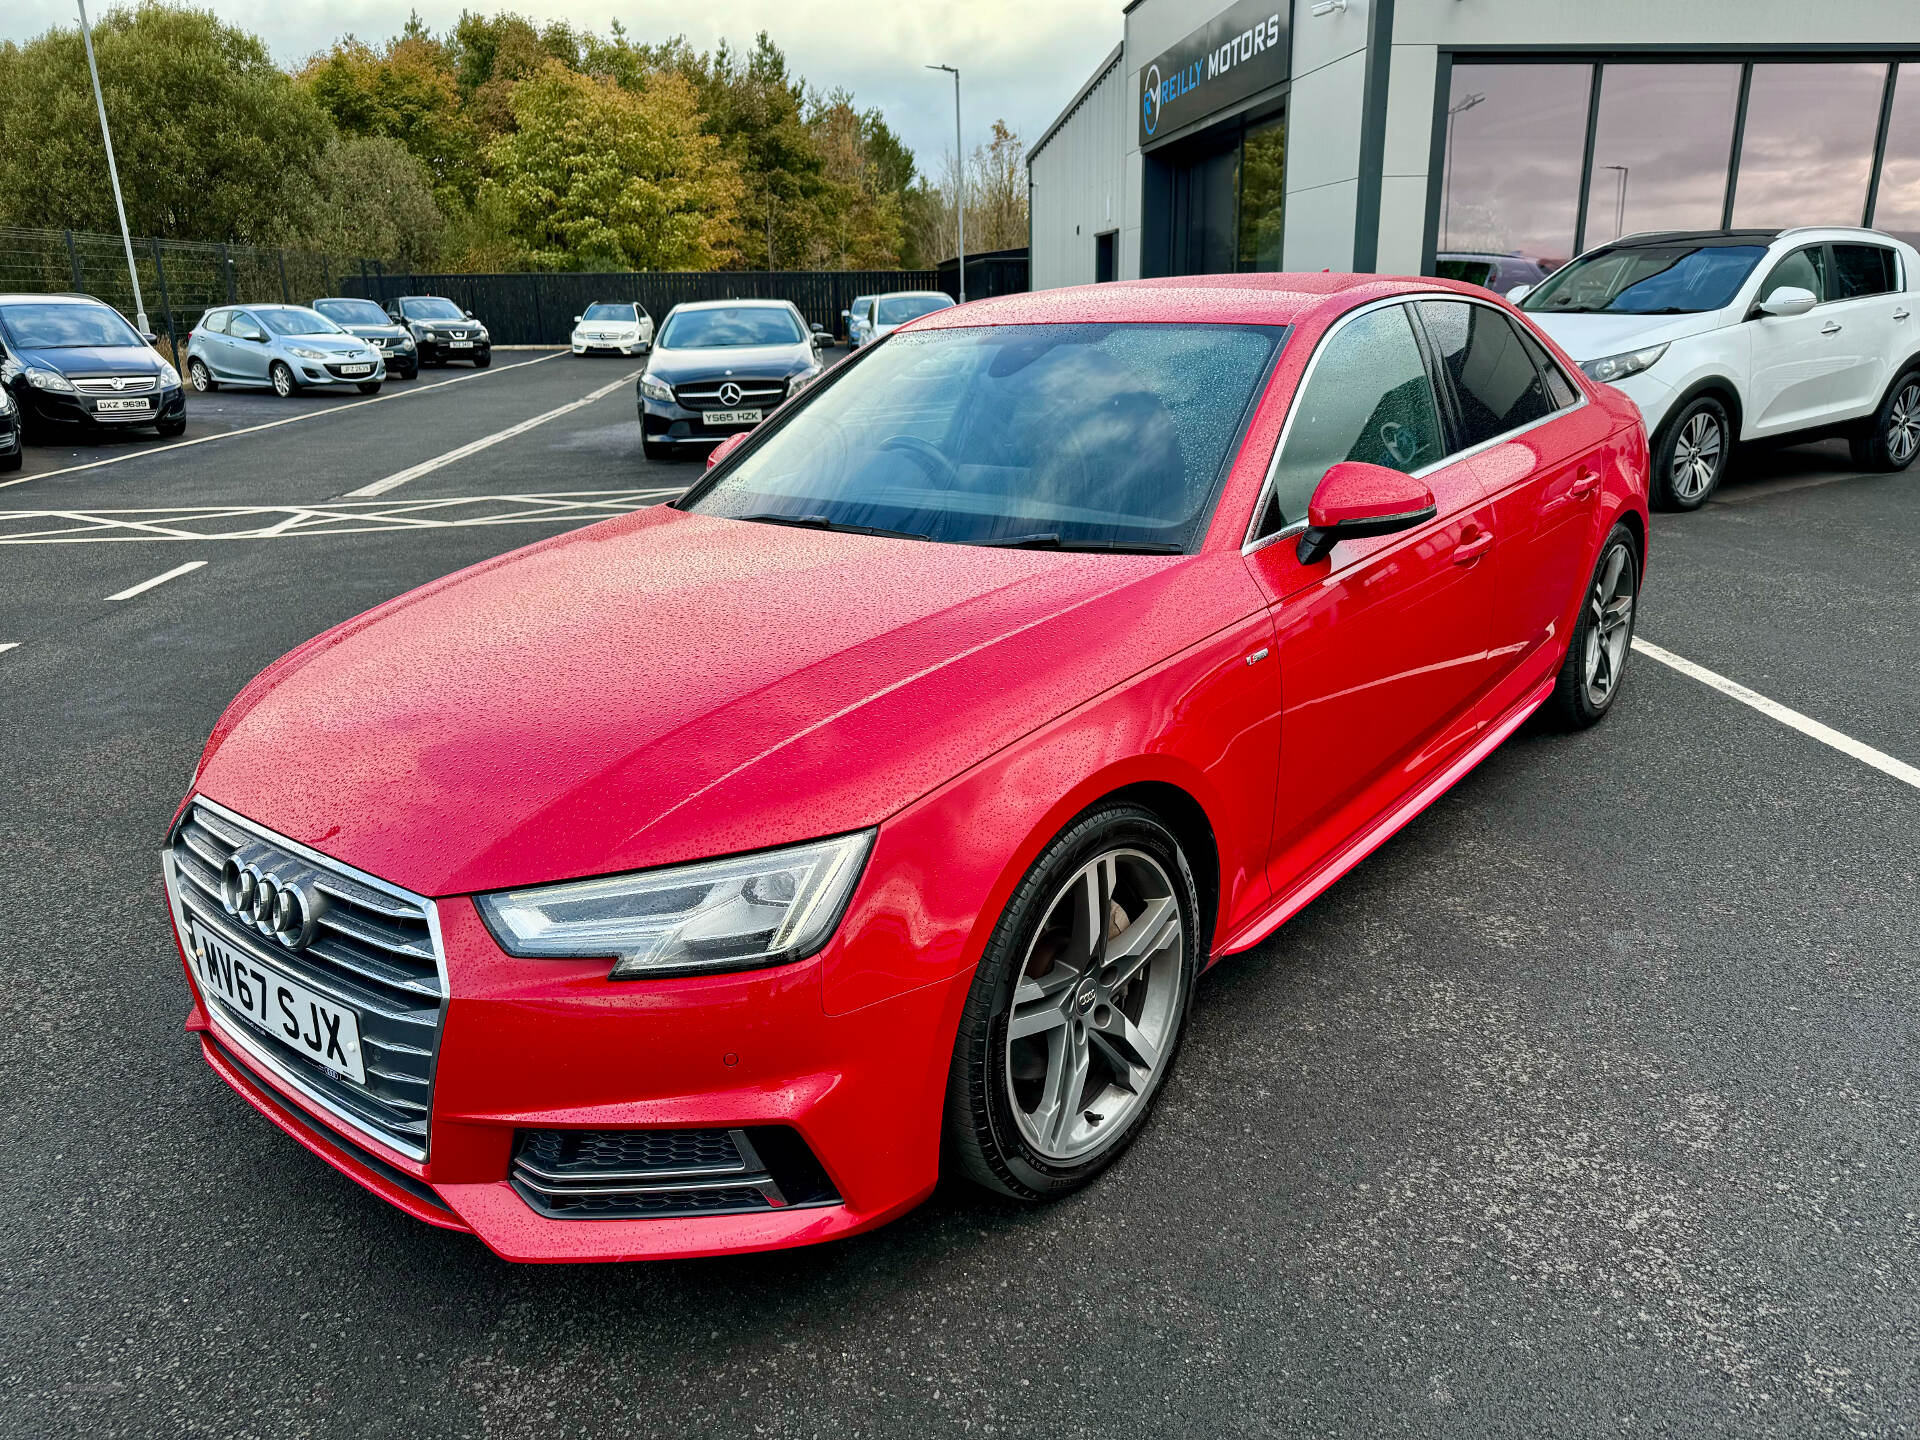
229,313,266,342
876,294,954,327
1258,305,1442,537
660,307,805,349
583,302,636,321
402,298,465,321
1830,244,1898,300
1420,301,1553,447
683,323,1285,551
255,307,343,337
1760,246,1827,303
0,302,143,349
315,299,390,326
1522,244,1768,315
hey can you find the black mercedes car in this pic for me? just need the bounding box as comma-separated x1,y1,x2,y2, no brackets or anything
0,293,186,439
312,297,419,379
636,300,828,460
385,295,491,367
0,374,20,470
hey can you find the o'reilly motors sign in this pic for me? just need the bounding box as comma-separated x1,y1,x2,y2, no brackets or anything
1138,0,1291,148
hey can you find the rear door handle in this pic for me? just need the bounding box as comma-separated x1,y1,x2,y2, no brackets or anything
1451,529,1494,565
1895,308,1912,321
1569,466,1601,499
1820,321,1843,335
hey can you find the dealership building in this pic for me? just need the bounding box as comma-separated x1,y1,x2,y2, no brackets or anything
1028,0,1920,288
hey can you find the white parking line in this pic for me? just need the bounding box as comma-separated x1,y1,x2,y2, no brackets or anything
1632,637,1920,791
106,560,207,601
0,642,18,654
345,369,643,497
0,351,568,492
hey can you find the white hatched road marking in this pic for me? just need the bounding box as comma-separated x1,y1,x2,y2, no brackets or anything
0,350,569,492
106,560,207,600
0,489,681,544
347,369,643,497
1632,637,1920,792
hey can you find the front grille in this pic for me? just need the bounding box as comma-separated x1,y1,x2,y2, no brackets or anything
73,375,157,395
168,800,444,1159
673,379,785,410
511,1127,840,1219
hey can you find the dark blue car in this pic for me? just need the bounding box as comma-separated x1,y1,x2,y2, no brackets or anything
0,293,186,439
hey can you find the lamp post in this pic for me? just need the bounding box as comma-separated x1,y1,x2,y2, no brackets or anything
1603,164,1630,242
76,0,148,335
927,64,964,302
1442,91,1485,251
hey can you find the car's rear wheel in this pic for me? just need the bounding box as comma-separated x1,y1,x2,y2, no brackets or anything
1652,396,1729,510
1848,370,1920,472
187,358,215,393
269,362,297,398
946,802,1200,1200
1546,522,1639,729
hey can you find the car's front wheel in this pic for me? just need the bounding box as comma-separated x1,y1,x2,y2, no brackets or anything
356,380,382,395
1545,522,1640,729
1849,369,1920,473
946,802,1200,1200
187,358,215,393
155,417,186,437
269,362,298,398
473,351,491,369
1653,396,1730,510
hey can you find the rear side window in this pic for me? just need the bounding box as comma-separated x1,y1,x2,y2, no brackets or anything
1257,304,1444,536
1419,300,1553,448
1518,330,1581,409
1761,246,1827,303
1831,244,1898,300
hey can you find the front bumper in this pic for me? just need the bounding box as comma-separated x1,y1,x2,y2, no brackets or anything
170,849,966,1262
574,334,647,355
1594,368,1678,439
293,358,387,388
639,395,779,446
415,334,491,364
13,382,185,429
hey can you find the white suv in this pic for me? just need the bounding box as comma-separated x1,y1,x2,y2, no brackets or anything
1516,227,1920,509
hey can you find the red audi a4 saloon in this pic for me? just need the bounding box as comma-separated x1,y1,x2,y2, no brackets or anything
165,273,1650,1262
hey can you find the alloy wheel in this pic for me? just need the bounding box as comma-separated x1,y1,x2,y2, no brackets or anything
1888,382,1920,466
272,365,293,397
188,360,210,392
1670,410,1723,502
1582,542,1636,707
1004,848,1185,1162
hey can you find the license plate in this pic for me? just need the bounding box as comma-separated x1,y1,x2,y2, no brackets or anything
96,396,151,413
705,409,762,425
449,340,474,349
190,922,367,1084
338,364,372,375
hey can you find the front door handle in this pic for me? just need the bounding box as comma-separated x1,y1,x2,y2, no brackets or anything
1451,528,1494,565
1895,308,1911,321
1820,321,1843,335
1569,466,1601,499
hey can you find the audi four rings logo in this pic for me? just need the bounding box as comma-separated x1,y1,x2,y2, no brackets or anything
220,855,323,951
717,382,743,406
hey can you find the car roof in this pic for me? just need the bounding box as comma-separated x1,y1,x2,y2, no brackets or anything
1602,229,1782,249
668,298,798,313
875,290,952,300
0,292,110,306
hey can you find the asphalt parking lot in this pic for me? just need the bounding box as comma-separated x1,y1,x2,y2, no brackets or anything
1,351,1916,1439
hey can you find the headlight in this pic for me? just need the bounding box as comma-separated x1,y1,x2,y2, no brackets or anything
787,365,824,398
640,372,675,403
289,346,330,361
398,335,414,349
158,360,180,387
26,367,76,392
476,831,874,980
1579,344,1668,384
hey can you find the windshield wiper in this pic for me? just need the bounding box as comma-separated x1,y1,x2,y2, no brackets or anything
734,512,934,542
972,533,1186,554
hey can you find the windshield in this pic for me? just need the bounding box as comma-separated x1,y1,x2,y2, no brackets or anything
402,298,465,321
682,322,1286,551
314,299,390,326
0,302,143,349
660,307,805,349
877,294,954,327
583,302,636,321
255,307,343,337
1522,244,1767,315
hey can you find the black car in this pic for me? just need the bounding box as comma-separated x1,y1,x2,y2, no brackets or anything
385,296,491,367
636,300,828,461
0,377,20,471
0,293,186,439
312,297,419,379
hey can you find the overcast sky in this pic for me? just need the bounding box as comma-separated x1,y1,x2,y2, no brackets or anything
3,0,1119,175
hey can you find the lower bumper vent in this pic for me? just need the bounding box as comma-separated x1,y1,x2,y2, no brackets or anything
511,1126,839,1219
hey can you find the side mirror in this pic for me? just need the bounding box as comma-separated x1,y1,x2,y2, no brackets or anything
464,310,475,319
573,315,582,323
707,432,748,469
1505,284,1532,304
1757,285,1817,318
1296,462,1438,565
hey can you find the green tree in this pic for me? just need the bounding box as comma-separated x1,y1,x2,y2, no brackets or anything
285,135,446,269
299,33,480,203
0,4,331,240
483,63,741,270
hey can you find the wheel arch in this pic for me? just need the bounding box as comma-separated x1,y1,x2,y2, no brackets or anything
1659,377,1744,444
1101,779,1221,965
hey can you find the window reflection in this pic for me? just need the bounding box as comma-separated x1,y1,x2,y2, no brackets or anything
1238,115,1286,271
1732,64,1886,228
1874,64,1920,247
1442,63,1589,272
1585,65,1740,245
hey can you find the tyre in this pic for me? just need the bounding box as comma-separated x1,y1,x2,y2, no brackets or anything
269,362,298,398
1651,395,1730,510
642,439,675,462
946,802,1201,1200
155,417,186,437
473,351,491,369
187,357,216,393
1848,369,1920,472
356,380,382,395
1545,522,1640,729
0,446,20,472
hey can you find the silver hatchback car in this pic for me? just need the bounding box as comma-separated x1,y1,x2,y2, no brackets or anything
185,305,386,397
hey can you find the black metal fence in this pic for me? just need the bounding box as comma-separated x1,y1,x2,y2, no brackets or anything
338,267,943,344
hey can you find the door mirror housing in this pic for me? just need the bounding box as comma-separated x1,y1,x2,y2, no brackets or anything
1296,462,1438,565
707,431,748,469
1757,285,1817,319
573,314,582,323
1505,284,1533,304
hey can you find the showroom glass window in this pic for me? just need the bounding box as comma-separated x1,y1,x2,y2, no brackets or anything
1732,64,1886,228
1442,64,1590,271
1875,64,1920,247
1583,65,1741,244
